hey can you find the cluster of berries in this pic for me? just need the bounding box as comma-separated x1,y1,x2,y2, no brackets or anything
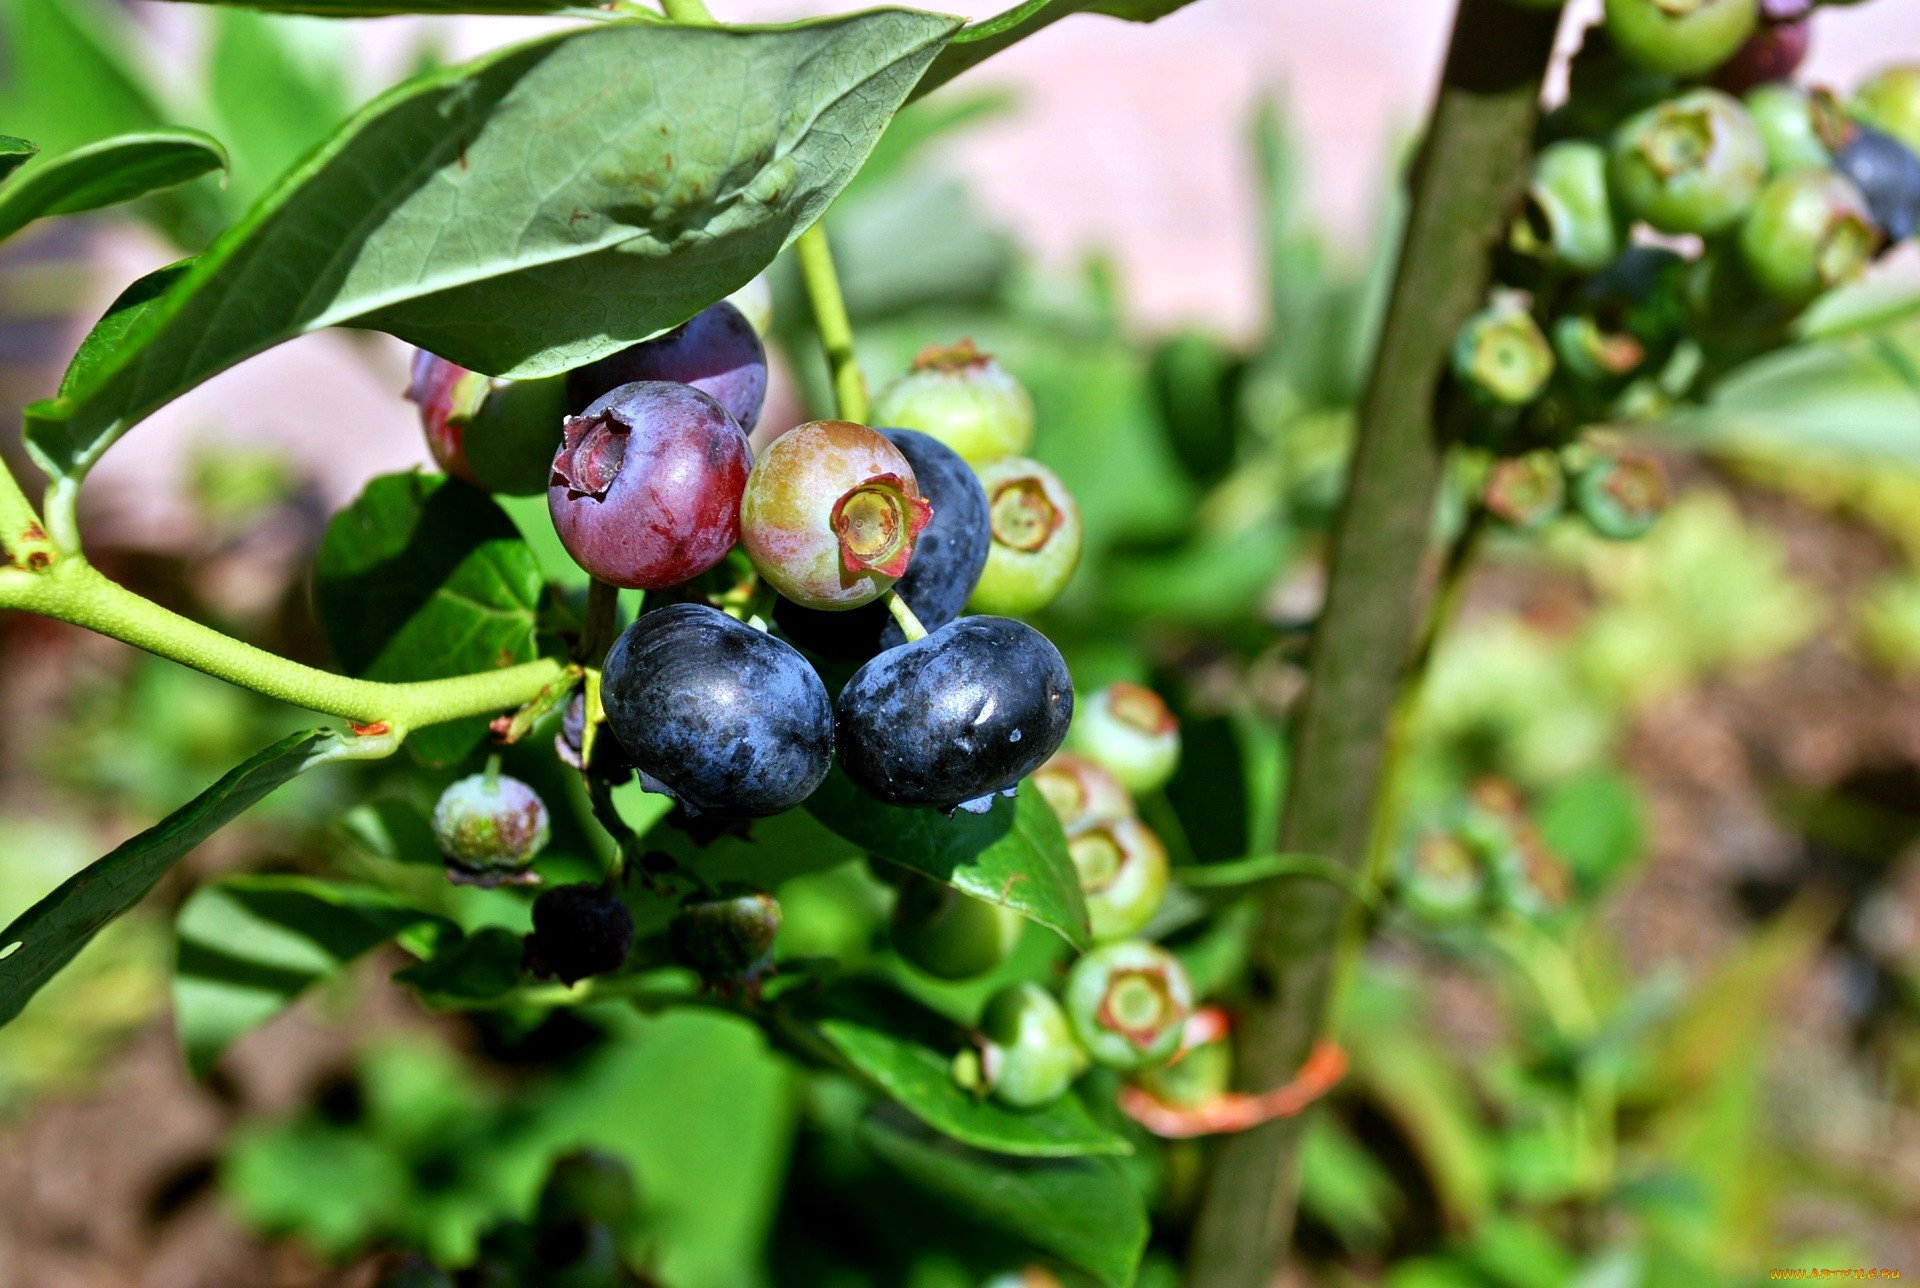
1466,0,1920,539
1395,778,1574,927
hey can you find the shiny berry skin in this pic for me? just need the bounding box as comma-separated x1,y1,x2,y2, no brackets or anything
406,352,567,496
565,301,767,430
1069,816,1170,943
873,340,1036,465
1738,168,1878,301
1511,141,1621,273
1066,682,1181,794
1611,90,1767,235
1603,0,1757,77
774,429,989,659
1031,752,1134,833
555,690,633,785
1852,64,1920,155
1398,831,1487,923
1573,447,1670,540
669,885,782,991
1450,299,1553,407
890,874,1025,980
1832,125,1920,243
1135,1006,1233,1109
1064,939,1194,1072
601,604,833,817
525,883,635,984
431,772,549,885
965,457,1084,617
954,982,1088,1110
740,420,933,611
547,381,751,590
1744,84,1831,175
1483,452,1567,531
1710,18,1808,95
836,617,1074,813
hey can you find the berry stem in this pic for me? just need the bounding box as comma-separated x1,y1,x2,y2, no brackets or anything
1184,3,1559,1282
581,576,620,664
0,555,570,734
794,222,870,423
0,455,60,570
884,590,928,643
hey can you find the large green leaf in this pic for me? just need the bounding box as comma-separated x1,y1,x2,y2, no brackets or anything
805,768,1088,948
391,926,528,1009
0,135,36,183
807,983,1130,1158
912,0,1198,102
311,473,546,766
23,9,961,486
58,261,198,398
0,729,340,1028
205,11,353,214
0,0,162,158
174,876,448,1074
858,1110,1149,1287
0,129,228,242
166,0,614,15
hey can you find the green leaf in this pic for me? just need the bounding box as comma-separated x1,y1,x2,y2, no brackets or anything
174,876,448,1074
0,135,37,183
24,10,962,486
391,926,528,1009
805,768,1088,949
311,473,546,766
912,0,1198,102
1534,770,1646,895
858,1110,1149,1287
0,129,227,242
0,729,339,1029
206,11,353,214
167,0,618,15
59,260,198,398
0,0,163,158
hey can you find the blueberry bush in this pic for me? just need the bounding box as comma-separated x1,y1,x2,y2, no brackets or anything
2,0,1920,1283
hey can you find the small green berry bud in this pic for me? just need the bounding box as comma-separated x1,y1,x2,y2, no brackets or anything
1031,752,1135,833
1482,452,1567,532
965,456,1083,617
1610,89,1767,235
1852,64,1920,155
957,982,1089,1110
1068,817,1170,944
1738,168,1879,302
1397,831,1488,923
669,885,782,993
1744,83,1831,174
1451,300,1554,408
1512,141,1622,273
873,340,1036,465
1064,939,1194,1071
1573,447,1670,540
1065,682,1181,794
1135,1006,1234,1109
1603,0,1758,78
890,874,1024,981
431,769,549,885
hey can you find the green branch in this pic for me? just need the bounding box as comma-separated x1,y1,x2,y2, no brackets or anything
1182,3,1560,1282
0,556,569,735
795,221,870,422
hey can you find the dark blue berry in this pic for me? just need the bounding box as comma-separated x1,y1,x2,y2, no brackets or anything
602,604,834,817
835,616,1074,812
1833,125,1920,244
566,302,767,430
526,883,635,984
775,429,991,660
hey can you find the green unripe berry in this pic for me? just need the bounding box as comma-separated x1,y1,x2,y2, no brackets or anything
1611,89,1767,235
1744,83,1831,174
1552,314,1647,383
669,885,782,993
1134,1006,1233,1109
890,874,1024,980
1068,816,1170,943
1603,0,1758,77
430,767,549,885
873,340,1035,465
1482,452,1567,532
1512,141,1621,272
1031,752,1135,833
1397,831,1488,923
1064,939,1194,1071
406,352,567,497
1451,300,1554,408
1852,65,1920,155
1738,168,1879,302
954,982,1089,1110
965,456,1083,616
1573,447,1670,539
1065,682,1181,793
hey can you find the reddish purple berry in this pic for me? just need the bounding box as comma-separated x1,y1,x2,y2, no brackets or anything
548,381,751,590
1711,20,1809,95
566,301,768,430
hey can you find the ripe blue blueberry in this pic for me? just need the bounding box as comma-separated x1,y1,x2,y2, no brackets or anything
835,617,1074,813
525,883,635,984
1832,124,1920,243
601,603,834,817
775,428,990,660
548,381,751,590
566,301,768,430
